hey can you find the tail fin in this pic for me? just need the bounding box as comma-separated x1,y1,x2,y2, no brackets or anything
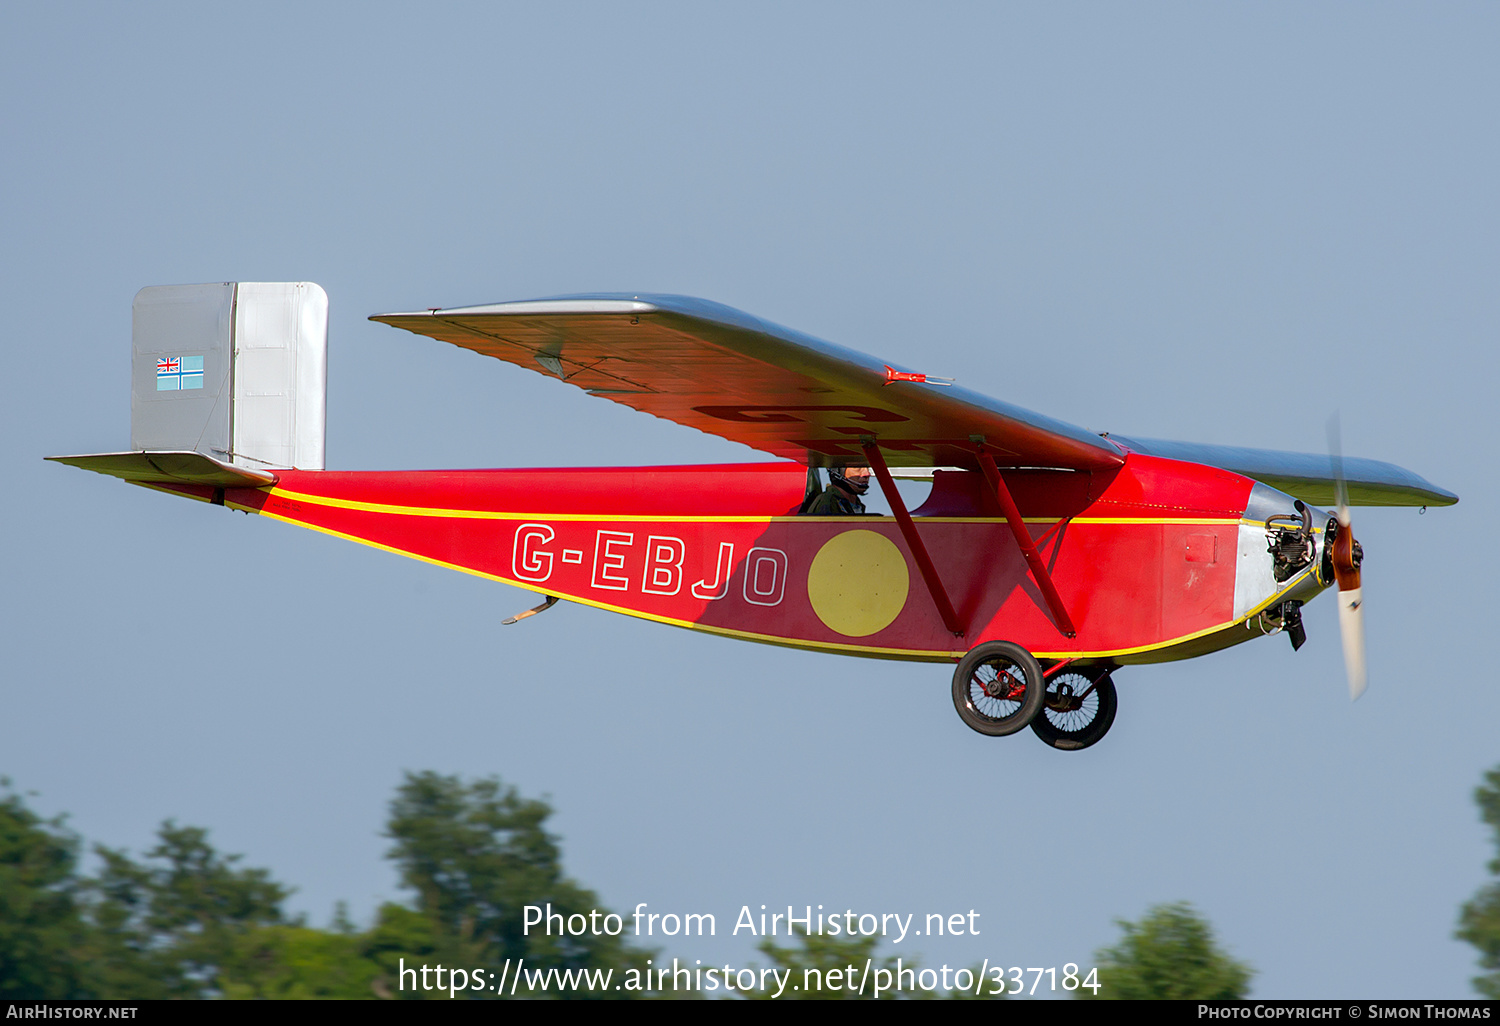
131,282,327,471
50,282,327,487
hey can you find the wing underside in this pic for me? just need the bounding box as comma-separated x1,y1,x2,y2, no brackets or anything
371,295,1124,472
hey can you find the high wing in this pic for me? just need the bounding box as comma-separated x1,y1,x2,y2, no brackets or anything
371,294,1123,471
371,293,1456,506
1109,436,1457,507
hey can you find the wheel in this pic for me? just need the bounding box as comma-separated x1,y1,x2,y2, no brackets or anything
951,642,1046,736
1030,669,1117,750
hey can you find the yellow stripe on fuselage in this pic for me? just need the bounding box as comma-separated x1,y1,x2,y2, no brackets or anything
261,486,1239,527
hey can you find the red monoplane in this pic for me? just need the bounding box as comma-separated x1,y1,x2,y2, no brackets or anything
51,283,1458,749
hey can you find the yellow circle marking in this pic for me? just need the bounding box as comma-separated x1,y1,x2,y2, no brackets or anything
807,530,911,637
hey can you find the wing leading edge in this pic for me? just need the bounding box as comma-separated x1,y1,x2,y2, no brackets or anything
371,294,1124,472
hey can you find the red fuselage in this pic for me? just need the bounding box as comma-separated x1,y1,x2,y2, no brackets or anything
152,453,1307,664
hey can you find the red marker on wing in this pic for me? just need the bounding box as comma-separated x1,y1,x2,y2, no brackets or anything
883,365,954,386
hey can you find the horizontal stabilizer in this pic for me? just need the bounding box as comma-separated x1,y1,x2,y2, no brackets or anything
1109,436,1457,507
46,451,277,488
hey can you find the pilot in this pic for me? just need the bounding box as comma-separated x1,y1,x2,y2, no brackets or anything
803,466,874,516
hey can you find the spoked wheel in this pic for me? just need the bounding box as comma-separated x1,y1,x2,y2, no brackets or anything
951,642,1046,737
1030,668,1117,751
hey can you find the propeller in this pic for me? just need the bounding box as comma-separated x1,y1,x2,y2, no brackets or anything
1327,417,1367,700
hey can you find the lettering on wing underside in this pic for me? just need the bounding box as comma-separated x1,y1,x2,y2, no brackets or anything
692,405,909,424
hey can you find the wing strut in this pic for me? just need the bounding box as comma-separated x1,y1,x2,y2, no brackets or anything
862,442,965,638
975,448,1078,639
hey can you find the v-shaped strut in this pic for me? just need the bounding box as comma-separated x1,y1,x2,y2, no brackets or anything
974,450,1077,638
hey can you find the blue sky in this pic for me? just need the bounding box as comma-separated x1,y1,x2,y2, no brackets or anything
3,2,1496,998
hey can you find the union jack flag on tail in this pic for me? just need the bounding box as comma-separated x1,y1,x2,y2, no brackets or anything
156,355,203,391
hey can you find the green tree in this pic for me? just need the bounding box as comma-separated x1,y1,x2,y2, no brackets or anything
218,917,379,1000
1080,902,1252,1000
1457,766,1500,997
80,821,290,998
379,771,651,998
0,782,89,999
3,772,665,999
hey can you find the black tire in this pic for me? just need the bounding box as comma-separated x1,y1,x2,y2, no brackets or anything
951,642,1046,737
1030,670,1117,751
